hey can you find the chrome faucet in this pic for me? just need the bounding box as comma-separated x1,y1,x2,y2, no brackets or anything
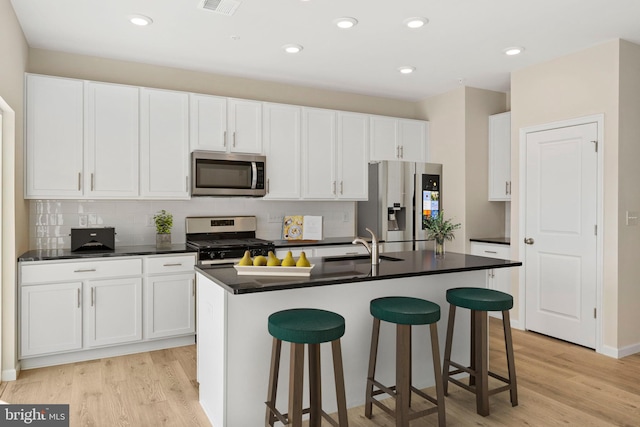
352,227,380,265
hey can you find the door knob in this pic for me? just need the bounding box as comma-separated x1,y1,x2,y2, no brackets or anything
524,237,535,245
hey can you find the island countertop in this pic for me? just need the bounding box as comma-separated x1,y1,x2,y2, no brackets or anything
195,249,522,295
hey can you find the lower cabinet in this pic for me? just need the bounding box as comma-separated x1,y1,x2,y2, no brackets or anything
85,277,143,347
470,241,511,318
19,254,196,365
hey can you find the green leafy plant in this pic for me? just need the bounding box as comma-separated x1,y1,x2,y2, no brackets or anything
423,211,461,243
154,210,173,234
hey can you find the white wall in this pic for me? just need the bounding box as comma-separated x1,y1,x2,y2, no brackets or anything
30,199,356,249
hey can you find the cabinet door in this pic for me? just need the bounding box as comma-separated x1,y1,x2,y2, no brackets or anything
86,82,139,198
228,98,262,153
337,112,368,200
399,119,427,162
370,115,399,161
145,273,195,339
190,93,227,152
488,112,511,201
302,108,336,199
85,277,142,347
470,242,511,318
20,282,82,357
140,88,190,199
263,103,301,199
25,74,84,198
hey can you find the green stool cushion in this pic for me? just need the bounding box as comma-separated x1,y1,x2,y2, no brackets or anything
268,308,345,344
370,296,440,325
446,287,513,311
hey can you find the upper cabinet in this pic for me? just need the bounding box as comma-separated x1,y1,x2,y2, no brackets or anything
86,82,140,198
301,108,368,200
26,74,85,198
262,102,301,199
189,94,262,154
488,111,511,201
140,88,190,199
370,115,428,162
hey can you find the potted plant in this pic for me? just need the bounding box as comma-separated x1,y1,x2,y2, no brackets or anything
423,211,461,257
154,209,173,249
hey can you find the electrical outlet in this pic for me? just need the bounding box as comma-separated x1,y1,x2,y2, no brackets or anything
268,213,282,223
626,211,639,226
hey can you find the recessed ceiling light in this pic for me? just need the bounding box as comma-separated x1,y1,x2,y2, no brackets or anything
128,14,153,26
503,46,524,56
334,17,358,29
403,17,428,29
398,66,416,74
282,44,303,54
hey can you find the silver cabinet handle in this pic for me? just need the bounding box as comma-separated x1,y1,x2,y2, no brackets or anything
186,176,188,192
396,146,400,158
163,263,183,267
340,181,344,195
508,181,512,195
192,281,195,297
224,130,227,147
505,181,509,195
524,237,535,245
77,288,81,308
74,268,97,273
78,172,82,191
91,173,94,191
484,250,498,254
91,287,95,307
332,181,336,195
266,178,270,194
233,132,236,147
400,146,404,158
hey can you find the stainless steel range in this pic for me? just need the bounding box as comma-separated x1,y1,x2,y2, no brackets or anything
186,216,275,265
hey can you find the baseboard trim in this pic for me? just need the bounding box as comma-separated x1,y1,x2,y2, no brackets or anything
1,364,19,382
601,342,640,359
19,335,195,370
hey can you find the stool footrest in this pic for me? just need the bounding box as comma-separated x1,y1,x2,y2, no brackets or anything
265,401,341,427
366,379,440,421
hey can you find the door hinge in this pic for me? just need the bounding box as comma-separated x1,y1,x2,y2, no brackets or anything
594,307,597,318
594,224,597,235
592,140,598,152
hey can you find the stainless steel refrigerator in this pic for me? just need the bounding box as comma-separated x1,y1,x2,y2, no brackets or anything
357,161,443,251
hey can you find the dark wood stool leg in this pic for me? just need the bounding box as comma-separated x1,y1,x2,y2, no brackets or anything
442,304,456,396
331,339,349,427
396,324,411,427
265,337,282,427
469,310,476,387
288,343,305,427
365,317,380,418
429,323,447,427
474,310,489,416
308,343,322,427
502,310,518,406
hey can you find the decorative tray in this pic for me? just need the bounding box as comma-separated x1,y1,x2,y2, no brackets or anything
233,264,315,277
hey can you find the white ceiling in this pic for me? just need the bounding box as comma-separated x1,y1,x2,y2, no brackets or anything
10,0,640,101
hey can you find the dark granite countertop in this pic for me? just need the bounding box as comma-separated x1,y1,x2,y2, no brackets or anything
469,237,511,245
196,249,522,295
272,237,358,248
18,244,195,262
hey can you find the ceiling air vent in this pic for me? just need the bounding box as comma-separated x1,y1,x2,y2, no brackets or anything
199,0,241,16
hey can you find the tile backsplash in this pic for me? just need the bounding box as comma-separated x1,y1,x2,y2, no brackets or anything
30,199,356,250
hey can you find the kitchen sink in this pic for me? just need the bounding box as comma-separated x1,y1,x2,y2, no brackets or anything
322,254,404,263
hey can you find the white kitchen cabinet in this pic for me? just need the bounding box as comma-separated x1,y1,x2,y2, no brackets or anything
262,103,301,199
370,115,428,162
85,277,143,347
144,254,196,339
488,112,511,201
470,241,511,318
275,245,368,259
25,74,84,198
20,282,83,357
302,108,368,200
86,82,140,198
140,88,190,199
190,94,262,154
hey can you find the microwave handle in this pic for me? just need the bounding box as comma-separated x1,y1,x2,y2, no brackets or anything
251,162,258,189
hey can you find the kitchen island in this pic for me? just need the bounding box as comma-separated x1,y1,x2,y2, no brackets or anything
196,250,521,427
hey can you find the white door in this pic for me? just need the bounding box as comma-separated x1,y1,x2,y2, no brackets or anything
190,93,227,152
370,115,399,161
337,112,368,200
524,122,598,348
145,274,195,339
228,98,262,153
263,103,301,199
302,108,336,199
398,119,427,162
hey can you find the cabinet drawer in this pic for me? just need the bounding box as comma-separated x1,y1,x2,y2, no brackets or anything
470,242,510,260
145,254,196,275
313,245,368,257
21,258,142,284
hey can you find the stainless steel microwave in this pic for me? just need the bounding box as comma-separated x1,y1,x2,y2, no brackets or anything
191,151,266,197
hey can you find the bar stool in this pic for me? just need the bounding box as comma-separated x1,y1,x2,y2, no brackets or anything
365,296,446,427
442,287,518,416
265,308,348,427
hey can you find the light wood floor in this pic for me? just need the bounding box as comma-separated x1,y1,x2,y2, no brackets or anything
2,319,640,426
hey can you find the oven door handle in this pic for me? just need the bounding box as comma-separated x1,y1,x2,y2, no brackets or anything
251,161,258,189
